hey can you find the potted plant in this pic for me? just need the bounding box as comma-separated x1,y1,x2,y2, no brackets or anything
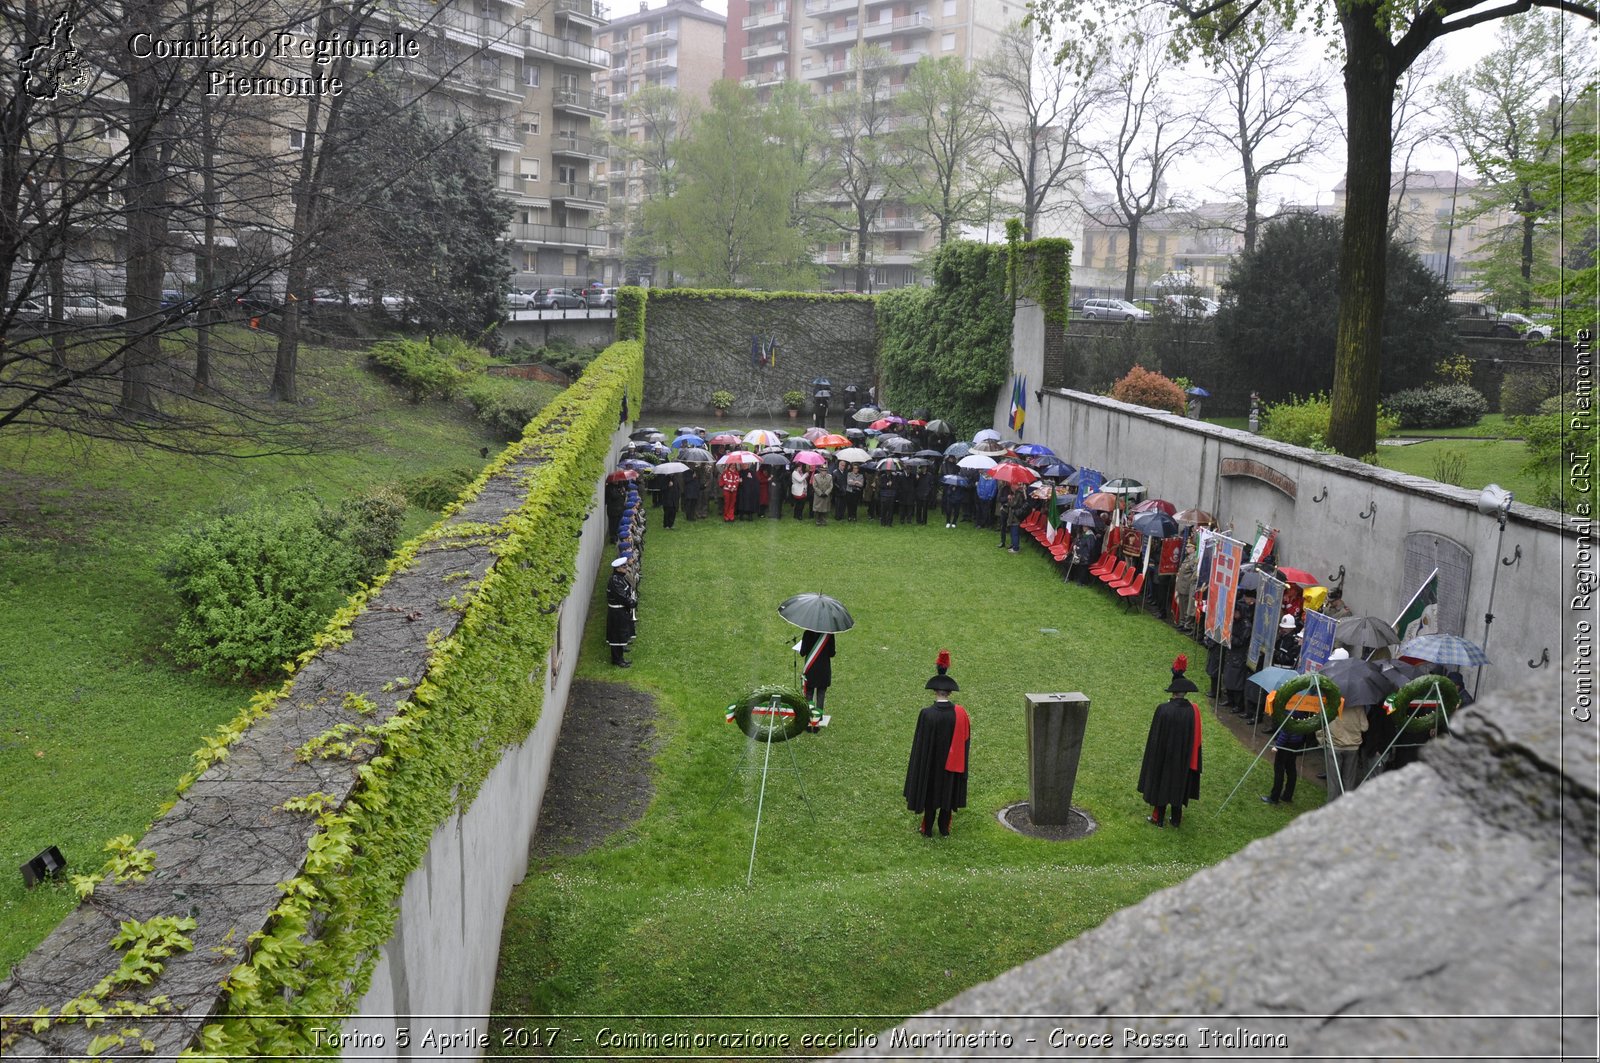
711,389,734,416
782,390,805,418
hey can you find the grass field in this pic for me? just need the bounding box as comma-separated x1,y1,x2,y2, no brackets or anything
0,330,550,975
490,515,1317,1049
1371,437,1542,501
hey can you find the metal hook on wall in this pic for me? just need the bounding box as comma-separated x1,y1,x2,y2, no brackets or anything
1529,648,1549,669
1311,486,1328,504
1501,544,1522,567
1358,501,1377,523
1326,564,1346,588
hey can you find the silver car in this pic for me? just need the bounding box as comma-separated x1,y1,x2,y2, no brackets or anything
1080,298,1150,322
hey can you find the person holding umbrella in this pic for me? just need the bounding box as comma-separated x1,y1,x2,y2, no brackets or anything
790,462,810,520
799,627,836,712
659,470,681,529
777,593,853,718
1138,656,1202,827
904,651,970,838
811,462,835,526
878,464,898,526
719,461,741,522
682,465,703,521
842,461,864,522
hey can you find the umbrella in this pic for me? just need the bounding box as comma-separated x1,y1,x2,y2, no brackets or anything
1185,386,1211,398
793,450,826,467
870,418,897,431
1379,658,1429,685
973,429,1001,443
1276,566,1320,587
1247,666,1300,693
815,434,851,448
1237,568,1263,592
1131,511,1179,537
605,470,638,482
973,440,1008,457
782,437,815,451
925,419,952,435
1335,615,1401,653
619,458,654,472
810,376,833,389
744,429,782,447
1318,658,1399,706
778,592,854,633
882,414,907,426
941,474,963,487
1062,508,1103,528
852,407,881,423
675,425,700,435
903,457,934,468
990,463,1040,485
957,453,997,471
907,418,928,427
914,449,945,460
1080,491,1116,512
709,432,742,446
835,447,871,463
803,426,827,442
881,437,915,454
677,447,713,464
1064,468,1098,487
628,427,661,440
653,461,689,476
1131,498,1176,515
1038,463,1076,480
872,457,904,472
1102,477,1146,498
1399,633,1490,667
1013,443,1055,457
1174,508,1214,527
717,451,758,466
758,452,791,466
844,428,866,440
943,441,972,458
672,434,706,449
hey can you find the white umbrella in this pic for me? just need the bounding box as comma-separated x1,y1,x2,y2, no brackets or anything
717,451,759,466
835,447,871,463
653,461,689,475
957,454,997,470
852,407,881,423
973,428,1001,443
743,429,782,447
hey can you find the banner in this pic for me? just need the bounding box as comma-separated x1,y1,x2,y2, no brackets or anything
1204,537,1245,645
1298,610,1337,672
1248,576,1285,671
1158,537,1183,576
1075,468,1104,499
1393,567,1440,644
1251,524,1278,564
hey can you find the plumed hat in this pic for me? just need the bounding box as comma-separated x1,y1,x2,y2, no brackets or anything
1166,654,1196,694
926,650,958,692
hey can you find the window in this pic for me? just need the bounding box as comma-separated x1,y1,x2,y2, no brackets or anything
525,112,541,134
289,129,304,149
558,164,577,185
563,254,579,276
942,0,955,14
524,63,540,87
941,32,955,51
520,158,541,180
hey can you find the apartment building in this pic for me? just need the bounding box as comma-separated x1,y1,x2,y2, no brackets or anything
594,0,727,284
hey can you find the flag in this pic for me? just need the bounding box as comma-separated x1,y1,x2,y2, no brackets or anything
1251,523,1277,564
1009,375,1026,436
1046,486,1060,542
1393,568,1440,643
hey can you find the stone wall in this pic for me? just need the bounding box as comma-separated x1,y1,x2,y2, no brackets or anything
641,292,877,418
848,673,1597,1059
1002,301,1581,700
501,315,615,351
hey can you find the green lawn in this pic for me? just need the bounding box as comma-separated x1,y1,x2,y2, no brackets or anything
491,516,1314,1048
1372,437,1542,500
0,332,519,975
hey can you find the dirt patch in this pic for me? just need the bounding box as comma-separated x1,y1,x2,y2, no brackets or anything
530,678,660,861
0,469,127,543
998,801,1099,841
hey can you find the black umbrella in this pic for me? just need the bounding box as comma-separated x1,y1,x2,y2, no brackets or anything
941,474,963,486
778,592,854,632
628,427,661,440
1318,658,1399,706
677,447,713,463
758,452,790,466
881,437,915,454
782,437,815,451
925,418,953,435
914,449,944,459
845,428,866,440
1335,615,1401,652
944,441,971,458
1131,511,1179,538
1062,508,1103,528
1237,568,1263,592
903,456,934,467
810,376,833,389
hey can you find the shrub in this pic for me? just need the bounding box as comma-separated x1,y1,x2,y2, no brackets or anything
337,485,408,583
1381,384,1488,428
399,467,479,511
159,496,361,681
1501,368,1563,416
711,389,734,410
615,285,646,342
1518,395,1597,511
782,390,806,409
1261,393,1400,451
1430,449,1468,486
1110,364,1187,415
368,338,464,402
462,375,558,440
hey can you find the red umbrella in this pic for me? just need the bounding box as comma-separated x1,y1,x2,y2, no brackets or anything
709,433,742,446
989,463,1040,485
869,418,896,431
605,470,639,482
908,418,928,427
1131,498,1176,515
1276,566,1320,586
1081,491,1117,512
717,451,758,466
814,433,851,448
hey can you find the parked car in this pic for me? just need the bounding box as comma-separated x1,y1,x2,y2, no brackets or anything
1494,311,1553,341
530,287,588,309
1449,299,1518,337
11,297,50,327
506,288,534,310
1162,293,1219,318
1080,297,1149,322
596,286,617,309
60,294,126,325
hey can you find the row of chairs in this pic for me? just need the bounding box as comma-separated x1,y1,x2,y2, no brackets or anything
1089,553,1146,608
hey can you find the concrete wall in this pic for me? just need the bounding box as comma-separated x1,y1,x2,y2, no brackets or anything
341,426,626,1055
1001,302,1581,699
501,314,614,351
642,293,877,418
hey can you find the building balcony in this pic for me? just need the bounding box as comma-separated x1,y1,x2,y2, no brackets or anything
741,6,788,30
551,131,609,160
873,214,924,234
642,54,677,73
641,27,677,47
555,0,610,27
495,171,518,192
555,88,609,115
521,26,609,68
802,57,852,79
483,122,523,152
741,70,788,88
742,36,789,59
862,13,932,38
803,0,858,16
471,69,523,101
509,222,608,249
803,24,854,48
552,181,609,206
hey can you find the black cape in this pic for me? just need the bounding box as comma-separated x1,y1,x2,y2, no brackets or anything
904,701,968,813
1137,697,1201,807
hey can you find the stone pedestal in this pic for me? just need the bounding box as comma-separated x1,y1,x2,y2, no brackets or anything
1025,693,1090,824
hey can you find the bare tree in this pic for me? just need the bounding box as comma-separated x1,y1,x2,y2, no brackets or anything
820,46,905,292
1195,18,1331,253
980,22,1103,240
1083,20,1205,299
895,56,1000,245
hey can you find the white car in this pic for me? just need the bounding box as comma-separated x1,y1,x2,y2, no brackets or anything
1496,312,1552,340
506,289,534,310
60,295,126,324
1080,297,1150,321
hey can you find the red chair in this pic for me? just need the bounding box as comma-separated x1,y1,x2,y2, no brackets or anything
1103,560,1133,588
1117,571,1146,606
1088,549,1115,577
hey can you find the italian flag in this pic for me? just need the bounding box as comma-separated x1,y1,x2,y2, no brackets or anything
1046,487,1061,544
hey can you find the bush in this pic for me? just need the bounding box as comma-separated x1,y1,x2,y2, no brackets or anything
1381,384,1488,428
159,496,362,681
462,375,557,440
399,467,479,511
1501,368,1563,416
1109,364,1186,415
1261,393,1399,451
369,338,464,402
338,485,408,583
782,390,806,409
1518,395,1597,511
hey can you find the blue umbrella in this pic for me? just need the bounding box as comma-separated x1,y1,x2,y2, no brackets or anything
1247,666,1300,692
941,474,963,487
1185,386,1211,397
1039,463,1076,479
944,441,971,457
673,434,706,448
1014,443,1055,457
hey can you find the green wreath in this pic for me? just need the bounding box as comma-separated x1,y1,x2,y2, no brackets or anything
728,685,814,743
1383,675,1460,735
1268,673,1344,736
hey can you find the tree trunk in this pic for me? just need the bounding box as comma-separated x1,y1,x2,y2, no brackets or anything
1518,184,1536,310
118,0,166,420
1122,217,1140,300
854,206,870,292
193,4,214,392
1327,13,1396,459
